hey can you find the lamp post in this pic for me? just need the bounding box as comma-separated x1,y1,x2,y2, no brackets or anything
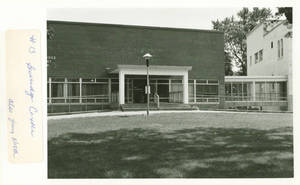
143,53,152,116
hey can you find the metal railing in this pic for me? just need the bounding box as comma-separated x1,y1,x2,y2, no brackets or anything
188,95,219,104
49,95,110,104
48,95,110,113
187,94,288,104
195,96,220,103
224,93,287,102
154,93,160,108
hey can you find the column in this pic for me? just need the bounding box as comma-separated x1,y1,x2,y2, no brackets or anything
193,79,196,103
264,81,267,101
169,79,171,102
241,81,244,101
155,80,158,94
64,78,68,103
274,82,277,100
49,77,52,104
79,78,82,103
108,78,111,103
183,73,189,104
119,71,125,105
230,82,233,97
252,81,256,101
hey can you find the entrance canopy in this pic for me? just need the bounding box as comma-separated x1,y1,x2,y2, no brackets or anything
111,65,192,105
110,65,192,76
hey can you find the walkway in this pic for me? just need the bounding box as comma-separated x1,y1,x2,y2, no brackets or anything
48,109,291,121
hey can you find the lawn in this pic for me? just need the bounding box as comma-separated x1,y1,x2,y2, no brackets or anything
48,112,293,178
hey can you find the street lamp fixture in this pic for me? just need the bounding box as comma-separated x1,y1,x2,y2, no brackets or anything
143,53,152,116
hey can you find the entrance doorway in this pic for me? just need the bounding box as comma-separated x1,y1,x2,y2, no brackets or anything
124,77,183,104
132,79,147,103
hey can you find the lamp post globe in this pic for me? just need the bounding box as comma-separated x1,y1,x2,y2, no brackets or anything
143,53,152,67
143,53,152,117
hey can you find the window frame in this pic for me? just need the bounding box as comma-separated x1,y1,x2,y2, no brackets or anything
254,52,259,64
271,41,273,49
277,40,281,59
259,49,263,62
280,38,283,57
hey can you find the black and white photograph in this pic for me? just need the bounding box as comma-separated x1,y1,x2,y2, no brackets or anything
46,7,293,178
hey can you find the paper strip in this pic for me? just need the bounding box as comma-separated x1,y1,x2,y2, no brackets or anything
6,30,43,163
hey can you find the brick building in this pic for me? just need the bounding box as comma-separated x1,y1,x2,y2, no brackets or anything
47,21,225,113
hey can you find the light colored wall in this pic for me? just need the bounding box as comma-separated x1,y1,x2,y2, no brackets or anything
246,21,293,111
247,22,292,76
247,24,264,75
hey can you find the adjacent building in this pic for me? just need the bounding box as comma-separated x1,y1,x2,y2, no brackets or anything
247,20,292,76
224,20,292,111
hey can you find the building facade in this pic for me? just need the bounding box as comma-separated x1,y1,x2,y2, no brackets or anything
47,21,225,113
247,20,292,111
247,20,292,76
223,20,292,111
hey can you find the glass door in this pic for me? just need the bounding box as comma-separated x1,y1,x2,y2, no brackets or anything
132,79,147,103
125,78,134,103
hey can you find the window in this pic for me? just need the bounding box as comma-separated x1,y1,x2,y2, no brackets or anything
259,49,263,62
281,38,283,57
196,85,218,96
50,83,65,103
277,39,284,59
207,80,219,84
192,80,219,103
271,41,273,48
82,84,108,96
196,79,207,84
67,83,80,103
225,84,231,96
249,56,252,66
82,83,109,103
224,82,252,101
48,78,111,104
51,83,64,97
278,82,287,100
277,40,280,59
254,52,259,64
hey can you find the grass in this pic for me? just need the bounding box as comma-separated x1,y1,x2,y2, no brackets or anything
48,112,293,178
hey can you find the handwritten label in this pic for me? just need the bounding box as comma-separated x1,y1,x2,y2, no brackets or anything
8,99,18,159
6,30,43,163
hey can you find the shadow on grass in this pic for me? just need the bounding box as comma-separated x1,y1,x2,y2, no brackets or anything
48,127,293,178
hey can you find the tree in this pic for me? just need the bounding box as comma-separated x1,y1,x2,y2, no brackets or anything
212,8,272,75
276,7,292,24
224,51,233,76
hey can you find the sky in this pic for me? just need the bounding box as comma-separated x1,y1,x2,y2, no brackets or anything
47,8,278,30
47,7,279,72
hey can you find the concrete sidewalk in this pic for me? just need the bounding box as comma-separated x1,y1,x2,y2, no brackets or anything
48,110,200,120
47,109,291,120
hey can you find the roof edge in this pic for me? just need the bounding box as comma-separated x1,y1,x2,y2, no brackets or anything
246,22,264,38
263,20,289,37
246,20,288,38
47,20,224,34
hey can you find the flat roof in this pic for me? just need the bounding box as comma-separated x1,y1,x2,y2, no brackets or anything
110,65,192,74
225,75,288,82
47,20,224,34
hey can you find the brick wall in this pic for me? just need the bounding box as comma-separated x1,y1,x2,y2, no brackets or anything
47,21,225,81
